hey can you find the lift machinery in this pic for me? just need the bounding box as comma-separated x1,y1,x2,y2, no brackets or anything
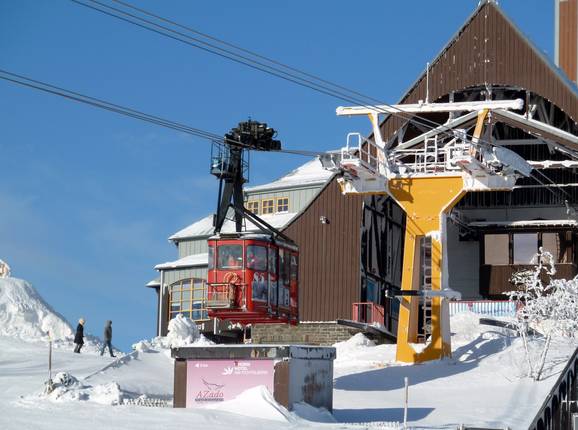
206,120,299,326
324,98,532,363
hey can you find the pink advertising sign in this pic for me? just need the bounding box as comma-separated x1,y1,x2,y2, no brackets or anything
185,359,274,406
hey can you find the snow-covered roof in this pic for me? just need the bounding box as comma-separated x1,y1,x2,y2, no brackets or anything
155,252,209,270
245,158,334,193
468,219,578,228
154,253,208,270
145,278,160,288
169,212,298,241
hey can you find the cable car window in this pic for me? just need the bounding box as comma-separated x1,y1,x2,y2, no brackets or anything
218,245,243,269
208,246,215,269
247,245,267,271
279,250,291,286
268,247,277,274
290,255,298,281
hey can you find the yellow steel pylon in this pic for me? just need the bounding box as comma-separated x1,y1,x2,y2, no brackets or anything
389,176,465,363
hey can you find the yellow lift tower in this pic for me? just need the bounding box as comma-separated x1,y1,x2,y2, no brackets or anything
325,98,532,363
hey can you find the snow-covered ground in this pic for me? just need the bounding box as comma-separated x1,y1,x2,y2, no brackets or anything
1,276,577,429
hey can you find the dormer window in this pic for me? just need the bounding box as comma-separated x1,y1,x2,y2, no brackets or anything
247,200,260,214
277,197,289,213
262,199,274,214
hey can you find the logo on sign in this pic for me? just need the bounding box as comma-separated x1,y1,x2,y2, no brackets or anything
195,378,225,402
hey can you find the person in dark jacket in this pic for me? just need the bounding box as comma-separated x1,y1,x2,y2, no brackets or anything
73,318,85,353
100,320,115,357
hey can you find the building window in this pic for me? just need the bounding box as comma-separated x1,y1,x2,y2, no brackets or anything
484,234,510,265
168,278,208,322
541,232,570,263
262,199,274,214
277,197,289,213
513,233,538,264
247,200,259,214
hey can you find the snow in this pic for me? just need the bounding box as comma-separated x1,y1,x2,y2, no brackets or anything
245,157,334,193
0,258,11,278
0,277,113,354
0,277,74,341
333,312,578,429
168,212,298,241
154,253,208,270
1,278,577,429
469,219,578,228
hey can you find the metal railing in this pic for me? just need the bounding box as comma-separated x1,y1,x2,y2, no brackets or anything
341,133,379,173
352,302,385,325
206,283,246,309
449,300,518,318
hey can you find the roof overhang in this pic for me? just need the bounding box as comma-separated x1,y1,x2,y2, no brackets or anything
492,110,578,153
155,253,208,271
469,219,578,229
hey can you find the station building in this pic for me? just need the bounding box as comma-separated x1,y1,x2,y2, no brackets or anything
147,0,577,343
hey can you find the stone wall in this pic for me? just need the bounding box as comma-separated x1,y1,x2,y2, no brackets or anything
251,322,363,346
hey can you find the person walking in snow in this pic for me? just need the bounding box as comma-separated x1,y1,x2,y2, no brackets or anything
100,320,115,357
73,318,85,353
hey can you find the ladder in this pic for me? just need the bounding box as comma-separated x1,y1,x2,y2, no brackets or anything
418,237,433,343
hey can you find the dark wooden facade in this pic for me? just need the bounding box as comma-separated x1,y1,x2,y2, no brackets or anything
380,1,577,142
557,0,577,83
284,179,364,321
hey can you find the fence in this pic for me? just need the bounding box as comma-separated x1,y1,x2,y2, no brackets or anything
449,300,517,318
352,302,385,325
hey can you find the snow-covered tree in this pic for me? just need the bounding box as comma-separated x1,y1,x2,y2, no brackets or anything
505,248,578,381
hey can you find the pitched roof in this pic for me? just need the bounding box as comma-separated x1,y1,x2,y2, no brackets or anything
379,0,577,141
168,212,299,241
168,157,334,241
154,253,208,270
245,157,334,193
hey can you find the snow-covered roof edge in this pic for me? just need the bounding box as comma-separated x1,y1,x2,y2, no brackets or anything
145,277,160,288
155,253,208,270
469,219,578,228
245,158,335,194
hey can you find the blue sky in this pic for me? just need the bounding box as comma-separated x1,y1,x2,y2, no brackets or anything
0,0,555,349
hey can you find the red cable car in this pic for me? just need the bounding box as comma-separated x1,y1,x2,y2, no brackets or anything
206,234,298,325
205,120,299,326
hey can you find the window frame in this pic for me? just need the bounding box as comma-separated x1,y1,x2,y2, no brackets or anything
261,199,275,214
168,278,209,322
246,200,260,215
482,230,572,265
246,245,268,271
217,244,244,270
276,197,289,213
